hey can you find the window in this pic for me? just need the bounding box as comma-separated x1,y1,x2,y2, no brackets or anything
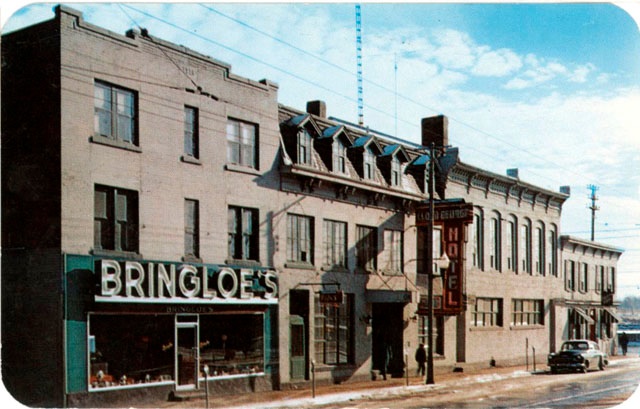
184,199,199,259
390,157,401,186
547,227,558,276
228,206,259,262
471,298,502,327
297,129,312,165
287,214,313,264
579,263,589,293
565,260,576,292
595,265,604,294
506,218,517,272
184,106,199,159
94,185,138,253
383,229,403,273
605,267,615,293
356,225,377,272
323,220,347,269
94,81,137,145
520,221,532,274
363,148,375,180
333,140,347,174
535,224,545,275
511,299,544,326
226,119,257,168
472,212,484,269
314,293,354,365
418,315,444,356
489,215,501,271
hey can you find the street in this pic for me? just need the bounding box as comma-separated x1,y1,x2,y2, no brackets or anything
315,357,640,409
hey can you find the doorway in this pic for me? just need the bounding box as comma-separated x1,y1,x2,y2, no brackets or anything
176,315,199,390
289,290,310,380
372,303,404,377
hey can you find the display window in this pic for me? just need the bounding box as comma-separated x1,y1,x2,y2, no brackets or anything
87,312,265,391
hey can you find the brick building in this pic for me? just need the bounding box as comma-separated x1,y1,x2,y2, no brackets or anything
1,6,622,407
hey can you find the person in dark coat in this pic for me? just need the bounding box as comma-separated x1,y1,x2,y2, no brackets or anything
620,332,629,356
415,343,427,376
381,342,392,380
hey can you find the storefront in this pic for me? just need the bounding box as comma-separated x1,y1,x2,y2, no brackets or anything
64,254,278,405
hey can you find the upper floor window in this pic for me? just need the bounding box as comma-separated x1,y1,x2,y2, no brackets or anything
287,214,313,265
184,106,199,159
489,214,501,271
383,229,403,274
565,260,576,292
227,119,257,168
333,140,347,174
94,81,137,145
547,227,558,276
184,199,200,259
579,263,589,293
94,185,138,253
605,267,615,293
297,129,312,165
228,206,259,262
535,224,545,275
506,217,517,272
472,211,484,270
390,157,401,187
520,220,532,274
323,219,347,269
471,298,503,327
363,148,376,180
356,225,377,272
595,265,604,294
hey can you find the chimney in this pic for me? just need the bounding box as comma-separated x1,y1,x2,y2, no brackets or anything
306,100,326,118
560,186,571,196
507,168,519,179
421,115,449,147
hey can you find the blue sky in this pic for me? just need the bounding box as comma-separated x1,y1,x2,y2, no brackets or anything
2,1,640,299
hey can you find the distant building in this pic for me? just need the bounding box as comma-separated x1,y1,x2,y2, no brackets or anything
1,5,623,408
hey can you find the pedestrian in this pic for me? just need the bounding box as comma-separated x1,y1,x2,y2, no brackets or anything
382,341,392,380
415,343,427,376
619,332,629,356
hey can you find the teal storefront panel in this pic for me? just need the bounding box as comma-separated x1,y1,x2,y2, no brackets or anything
66,320,88,393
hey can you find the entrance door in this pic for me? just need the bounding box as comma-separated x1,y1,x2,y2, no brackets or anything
290,315,306,380
176,321,199,390
372,303,404,377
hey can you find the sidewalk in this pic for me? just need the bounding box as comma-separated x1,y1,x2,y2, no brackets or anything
161,363,535,409
162,356,636,409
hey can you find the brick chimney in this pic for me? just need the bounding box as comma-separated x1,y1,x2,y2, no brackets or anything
307,100,327,118
421,115,448,147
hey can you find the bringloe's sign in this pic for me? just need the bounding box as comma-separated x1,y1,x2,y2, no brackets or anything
96,259,278,304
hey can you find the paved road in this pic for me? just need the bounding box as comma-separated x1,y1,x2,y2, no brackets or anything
323,358,640,409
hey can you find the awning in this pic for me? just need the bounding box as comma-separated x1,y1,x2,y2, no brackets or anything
602,306,623,323
573,307,595,324
365,290,412,304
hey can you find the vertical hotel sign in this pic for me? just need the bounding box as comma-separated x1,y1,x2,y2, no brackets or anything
416,200,474,315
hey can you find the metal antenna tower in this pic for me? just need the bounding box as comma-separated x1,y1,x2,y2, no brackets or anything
587,184,600,241
355,4,364,126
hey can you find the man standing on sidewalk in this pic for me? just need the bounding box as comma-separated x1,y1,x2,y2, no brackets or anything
415,344,427,377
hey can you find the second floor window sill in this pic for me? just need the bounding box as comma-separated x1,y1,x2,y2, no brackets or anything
90,135,142,153
225,163,261,176
284,261,315,270
181,155,202,165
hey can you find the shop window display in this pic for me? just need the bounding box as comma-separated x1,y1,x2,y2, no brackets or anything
89,314,174,388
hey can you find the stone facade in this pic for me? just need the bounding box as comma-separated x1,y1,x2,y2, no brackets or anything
1,5,622,408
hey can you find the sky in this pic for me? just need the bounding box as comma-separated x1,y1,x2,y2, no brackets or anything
2,1,640,300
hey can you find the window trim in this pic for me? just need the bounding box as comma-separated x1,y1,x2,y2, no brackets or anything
286,213,314,266
183,105,199,160
356,225,377,273
184,198,200,261
471,297,503,328
227,206,260,264
226,118,258,170
510,299,544,327
93,80,138,148
323,219,347,271
93,184,139,255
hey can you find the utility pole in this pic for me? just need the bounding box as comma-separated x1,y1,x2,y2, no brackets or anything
355,4,364,126
588,184,599,241
426,143,435,385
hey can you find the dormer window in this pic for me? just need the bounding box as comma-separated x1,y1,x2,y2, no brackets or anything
391,157,401,186
363,147,375,180
298,128,312,165
333,140,347,174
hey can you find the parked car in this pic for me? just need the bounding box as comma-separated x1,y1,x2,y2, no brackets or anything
548,340,608,374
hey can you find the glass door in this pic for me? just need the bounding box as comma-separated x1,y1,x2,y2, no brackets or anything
175,315,199,390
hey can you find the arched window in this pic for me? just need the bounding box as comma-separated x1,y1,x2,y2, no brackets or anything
472,208,484,270
506,215,517,272
489,211,501,271
534,221,545,275
520,218,532,274
547,224,558,277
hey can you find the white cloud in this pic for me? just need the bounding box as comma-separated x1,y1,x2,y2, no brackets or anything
472,48,523,77
568,63,595,83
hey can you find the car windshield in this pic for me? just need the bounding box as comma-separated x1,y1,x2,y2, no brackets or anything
562,342,589,351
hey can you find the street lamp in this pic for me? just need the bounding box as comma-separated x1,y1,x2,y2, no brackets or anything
425,142,436,385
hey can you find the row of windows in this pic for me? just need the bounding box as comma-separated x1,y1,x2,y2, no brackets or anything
94,80,258,169
93,185,402,271
470,298,544,328
471,211,558,277
564,260,616,294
